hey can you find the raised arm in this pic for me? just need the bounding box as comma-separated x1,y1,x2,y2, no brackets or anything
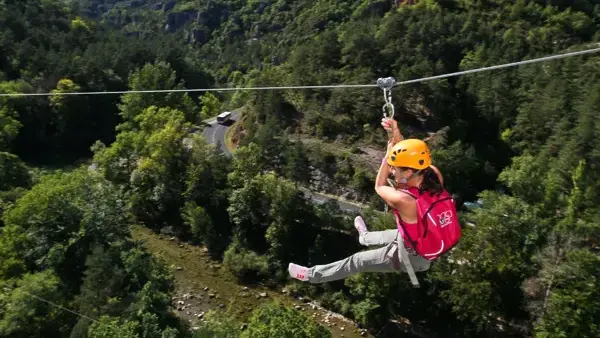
382,118,403,145
375,143,401,205
376,118,404,206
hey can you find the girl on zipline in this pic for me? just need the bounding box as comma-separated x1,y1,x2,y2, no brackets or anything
288,117,457,284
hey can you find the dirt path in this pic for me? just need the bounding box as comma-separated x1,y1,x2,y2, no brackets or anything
131,225,371,338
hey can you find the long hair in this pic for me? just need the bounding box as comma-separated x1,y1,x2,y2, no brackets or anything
418,166,443,196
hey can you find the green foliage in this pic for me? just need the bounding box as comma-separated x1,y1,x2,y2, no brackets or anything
71,242,177,338
241,302,331,338
50,78,82,109
0,270,65,337
283,140,311,185
0,168,131,281
0,106,21,152
223,239,270,283
0,1,211,163
119,61,197,125
192,302,331,338
182,202,213,244
94,105,190,227
253,117,285,164
71,17,92,32
200,92,221,120
228,142,263,187
0,81,31,153
88,316,140,338
47,78,95,160
228,172,319,274
192,309,239,338
534,248,600,338
0,152,31,191
0,165,179,337
182,136,232,256
432,141,496,202
432,191,550,332
498,153,547,205
71,244,127,336
350,168,373,196
3,1,600,337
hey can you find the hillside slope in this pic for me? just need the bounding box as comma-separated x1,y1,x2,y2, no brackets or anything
1,1,599,338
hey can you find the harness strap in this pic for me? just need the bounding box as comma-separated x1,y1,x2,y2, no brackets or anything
391,188,420,287
398,231,420,288
387,231,420,288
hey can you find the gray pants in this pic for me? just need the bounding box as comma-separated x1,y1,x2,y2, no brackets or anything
307,229,431,284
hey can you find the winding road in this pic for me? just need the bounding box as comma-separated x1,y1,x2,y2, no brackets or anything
201,113,365,214
201,112,239,156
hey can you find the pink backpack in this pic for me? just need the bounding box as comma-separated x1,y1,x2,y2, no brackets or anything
394,187,461,261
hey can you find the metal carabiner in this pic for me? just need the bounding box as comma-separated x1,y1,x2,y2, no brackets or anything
382,100,395,119
377,77,396,119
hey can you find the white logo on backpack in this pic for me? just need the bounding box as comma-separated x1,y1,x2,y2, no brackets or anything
437,210,453,228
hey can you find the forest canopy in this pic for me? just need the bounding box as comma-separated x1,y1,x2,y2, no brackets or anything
0,0,599,337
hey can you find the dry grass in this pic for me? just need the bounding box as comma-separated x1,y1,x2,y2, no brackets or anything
225,122,237,153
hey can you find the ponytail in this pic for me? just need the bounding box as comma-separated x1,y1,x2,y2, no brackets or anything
419,167,443,196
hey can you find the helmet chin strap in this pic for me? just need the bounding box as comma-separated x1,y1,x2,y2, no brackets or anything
396,169,422,186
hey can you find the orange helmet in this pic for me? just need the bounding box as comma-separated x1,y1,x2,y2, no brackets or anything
386,139,431,170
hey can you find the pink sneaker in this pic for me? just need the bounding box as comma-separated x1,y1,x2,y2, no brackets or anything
288,263,309,281
354,216,368,234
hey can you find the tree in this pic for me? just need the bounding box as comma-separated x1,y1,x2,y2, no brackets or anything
182,202,215,244
497,153,547,205
0,81,28,152
227,142,263,188
430,191,550,334
183,136,231,208
522,158,600,338
0,270,66,337
254,117,283,166
46,78,95,160
71,236,176,338
192,309,239,338
128,112,190,227
200,92,221,120
87,316,140,338
0,106,21,152
431,140,494,203
533,248,600,338
223,238,270,283
94,105,191,228
182,135,232,256
241,302,331,338
0,152,30,191
228,71,248,108
227,173,318,276
350,168,372,198
0,168,131,286
2,0,600,337
284,140,311,185
71,244,127,337
118,61,197,125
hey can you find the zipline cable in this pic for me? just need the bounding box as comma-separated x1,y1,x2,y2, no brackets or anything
4,42,597,338
2,286,101,324
0,84,378,97
395,45,600,86
0,45,599,97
